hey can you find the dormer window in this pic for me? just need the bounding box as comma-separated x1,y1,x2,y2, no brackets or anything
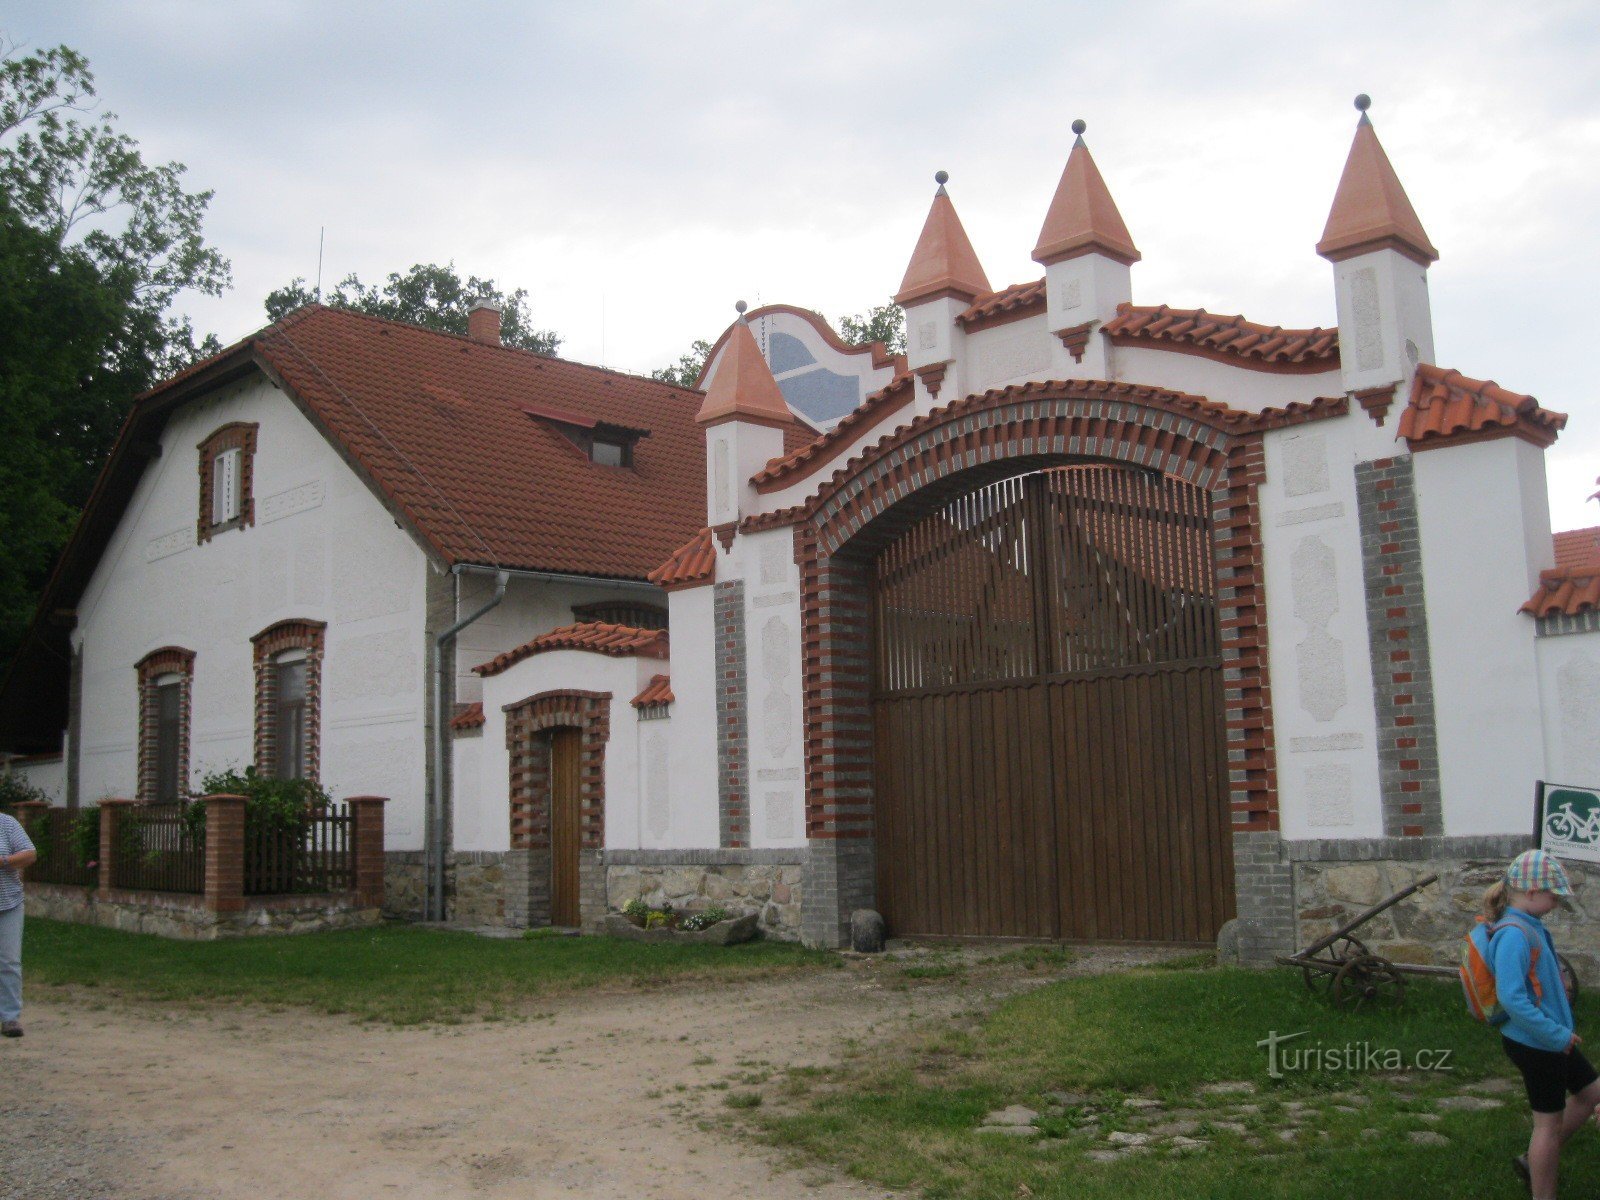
198,423,258,542
521,403,648,468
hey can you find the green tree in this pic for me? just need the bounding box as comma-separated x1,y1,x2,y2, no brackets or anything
651,339,713,389
265,262,562,355
0,39,230,666
837,300,905,357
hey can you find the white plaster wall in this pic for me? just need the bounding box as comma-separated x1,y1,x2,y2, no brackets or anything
731,528,807,849
1536,631,1600,790
9,758,64,804
1259,415,1386,838
450,731,487,851
1109,345,1341,412
963,314,1054,395
1414,438,1549,834
472,649,659,853
663,585,720,848
451,573,667,707
71,375,431,848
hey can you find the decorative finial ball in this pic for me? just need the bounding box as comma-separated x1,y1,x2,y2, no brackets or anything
1354,94,1371,113
934,170,949,186
735,300,748,315
1072,118,1087,135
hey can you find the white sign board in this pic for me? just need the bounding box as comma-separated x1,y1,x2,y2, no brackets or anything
1538,782,1600,867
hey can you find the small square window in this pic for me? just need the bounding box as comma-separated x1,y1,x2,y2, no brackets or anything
590,437,628,467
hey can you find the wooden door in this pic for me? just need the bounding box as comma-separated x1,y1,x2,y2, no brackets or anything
870,465,1234,943
549,728,582,927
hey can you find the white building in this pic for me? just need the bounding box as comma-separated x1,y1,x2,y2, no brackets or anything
8,100,1600,962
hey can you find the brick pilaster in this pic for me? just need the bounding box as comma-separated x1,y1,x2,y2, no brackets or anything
714,580,749,847
347,795,388,907
202,793,247,913
1355,456,1442,837
97,798,131,896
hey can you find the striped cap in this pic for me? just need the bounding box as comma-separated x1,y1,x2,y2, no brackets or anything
1506,849,1573,895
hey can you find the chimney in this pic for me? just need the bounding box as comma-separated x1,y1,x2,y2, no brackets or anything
467,301,502,346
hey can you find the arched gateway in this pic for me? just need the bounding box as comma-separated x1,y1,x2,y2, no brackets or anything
792,379,1327,947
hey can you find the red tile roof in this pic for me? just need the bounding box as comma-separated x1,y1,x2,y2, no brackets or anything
1523,571,1600,619
474,622,668,677
957,280,1047,330
1400,364,1566,450
752,372,915,493
1101,304,1340,371
1554,526,1600,573
450,702,485,730
631,674,674,708
647,527,718,590
157,306,715,580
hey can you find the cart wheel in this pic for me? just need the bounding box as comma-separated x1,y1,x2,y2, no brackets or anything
1332,954,1406,1011
1559,954,1580,1005
1301,935,1370,994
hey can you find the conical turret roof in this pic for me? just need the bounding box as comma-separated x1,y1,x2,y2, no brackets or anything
696,315,793,428
1317,101,1438,265
1032,124,1140,267
893,175,991,306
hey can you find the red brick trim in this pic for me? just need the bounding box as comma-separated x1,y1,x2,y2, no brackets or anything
502,690,610,852
914,363,947,400
1353,383,1398,426
1057,320,1096,363
794,385,1276,846
196,422,258,544
251,619,326,781
135,646,195,803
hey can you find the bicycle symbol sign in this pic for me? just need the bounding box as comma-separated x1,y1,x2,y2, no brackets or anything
1540,784,1600,866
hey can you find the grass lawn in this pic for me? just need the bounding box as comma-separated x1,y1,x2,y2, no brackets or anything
25,918,834,1024
760,960,1594,1199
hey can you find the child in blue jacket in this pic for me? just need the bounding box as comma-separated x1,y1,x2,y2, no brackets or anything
1488,849,1600,1199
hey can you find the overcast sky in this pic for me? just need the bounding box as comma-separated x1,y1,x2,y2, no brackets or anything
8,1,1598,529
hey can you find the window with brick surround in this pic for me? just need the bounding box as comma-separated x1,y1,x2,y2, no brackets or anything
135,647,195,803
251,620,325,781
197,422,258,542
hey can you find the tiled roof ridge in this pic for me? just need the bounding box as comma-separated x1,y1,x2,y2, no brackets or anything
631,674,674,708
474,621,669,677
957,279,1048,328
751,371,915,492
1523,568,1600,619
798,378,1346,508
1400,363,1567,449
1101,303,1341,369
647,527,718,590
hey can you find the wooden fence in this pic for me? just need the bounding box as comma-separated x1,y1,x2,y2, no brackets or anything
112,803,204,893
244,806,355,896
18,806,98,888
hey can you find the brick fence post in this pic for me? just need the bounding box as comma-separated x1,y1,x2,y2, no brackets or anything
97,799,132,897
12,801,46,882
202,793,247,913
347,796,388,909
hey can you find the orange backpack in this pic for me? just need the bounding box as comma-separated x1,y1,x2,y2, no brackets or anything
1460,915,1541,1025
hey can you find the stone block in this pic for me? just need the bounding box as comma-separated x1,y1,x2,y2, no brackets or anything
1324,864,1383,905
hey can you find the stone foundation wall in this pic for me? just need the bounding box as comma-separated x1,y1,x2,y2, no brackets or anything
25,882,379,940
1289,835,1600,984
384,851,424,920
452,852,508,927
605,849,805,940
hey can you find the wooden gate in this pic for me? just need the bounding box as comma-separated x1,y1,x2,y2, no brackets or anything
870,465,1234,943
549,728,582,927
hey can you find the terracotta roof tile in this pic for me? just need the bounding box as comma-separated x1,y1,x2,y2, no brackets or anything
1317,112,1438,266
697,319,793,428
1032,133,1141,267
225,306,709,579
450,702,485,730
894,185,991,306
631,674,674,708
474,622,668,677
1400,364,1566,450
648,527,718,590
1101,304,1340,371
1554,526,1600,573
752,372,915,493
1523,570,1600,618
957,280,1048,329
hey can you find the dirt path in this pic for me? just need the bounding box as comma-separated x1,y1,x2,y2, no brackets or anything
2,944,1183,1199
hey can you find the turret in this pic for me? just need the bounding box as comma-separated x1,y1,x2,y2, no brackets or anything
697,302,791,527
1318,95,1439,421
1032,119,1138,379
893,171,990,411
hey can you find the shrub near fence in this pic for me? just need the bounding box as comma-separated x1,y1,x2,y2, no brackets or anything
22,806,98,887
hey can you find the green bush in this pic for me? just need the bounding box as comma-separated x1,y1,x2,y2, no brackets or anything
0,773,49,814
186,765,333,837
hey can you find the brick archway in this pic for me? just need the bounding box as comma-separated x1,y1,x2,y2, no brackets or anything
789,378,1330,947
502,690,610,928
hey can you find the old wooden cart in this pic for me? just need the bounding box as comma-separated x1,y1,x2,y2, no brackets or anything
1278,872,1580,1010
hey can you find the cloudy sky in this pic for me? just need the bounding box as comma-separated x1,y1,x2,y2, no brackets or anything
8,1,1599,529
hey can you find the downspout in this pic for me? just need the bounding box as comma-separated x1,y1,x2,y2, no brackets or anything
427,567,508,922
